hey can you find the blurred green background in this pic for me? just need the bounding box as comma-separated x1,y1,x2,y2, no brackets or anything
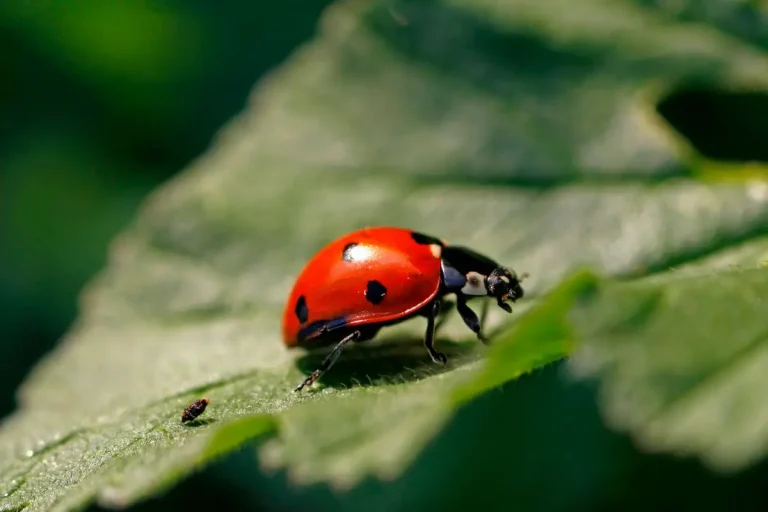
0,0,331,417
2,1,768,510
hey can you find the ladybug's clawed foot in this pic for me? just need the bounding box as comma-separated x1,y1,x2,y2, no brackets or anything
295,371,321,392
428,349,448,364
294,330,360,392
478,332,490,346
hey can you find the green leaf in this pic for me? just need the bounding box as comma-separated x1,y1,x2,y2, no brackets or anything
2,0,768,509
567,240,768,473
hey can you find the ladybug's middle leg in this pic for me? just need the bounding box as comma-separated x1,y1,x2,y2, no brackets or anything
433,300,455,334
295,330,360,392
424,300,448,364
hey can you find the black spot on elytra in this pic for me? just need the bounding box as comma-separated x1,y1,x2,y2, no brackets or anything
411,231,444,246
295,295,309,323
342,242,359,262
365,280,387,305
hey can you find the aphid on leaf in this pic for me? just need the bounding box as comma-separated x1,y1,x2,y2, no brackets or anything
181,398,210,423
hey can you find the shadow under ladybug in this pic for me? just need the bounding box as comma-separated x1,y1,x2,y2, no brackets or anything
293,320,481,389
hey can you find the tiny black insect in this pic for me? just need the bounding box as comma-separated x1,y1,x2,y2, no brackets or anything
181,398,210,423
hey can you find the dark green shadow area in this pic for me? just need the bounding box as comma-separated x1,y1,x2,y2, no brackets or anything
658,88,768,163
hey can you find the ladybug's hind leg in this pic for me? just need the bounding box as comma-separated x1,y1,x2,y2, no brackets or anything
424,300,448,364
295,330,360,392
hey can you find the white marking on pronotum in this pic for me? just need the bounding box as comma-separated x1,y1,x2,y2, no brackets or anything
429,244,442,258
500,275,510,284
461,271,487,296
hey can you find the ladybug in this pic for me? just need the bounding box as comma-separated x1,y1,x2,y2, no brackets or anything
282,227,527,391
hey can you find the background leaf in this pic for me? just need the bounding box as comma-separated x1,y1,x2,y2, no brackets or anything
568,252,768,473
1,0,768,510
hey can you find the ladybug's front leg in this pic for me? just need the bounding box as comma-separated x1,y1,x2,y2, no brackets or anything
424,300,448,364
456,296,489,344
295,330,360,392
478,298,490,340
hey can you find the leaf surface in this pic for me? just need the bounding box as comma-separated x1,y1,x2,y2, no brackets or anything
2,0,768,510
568,245,768,472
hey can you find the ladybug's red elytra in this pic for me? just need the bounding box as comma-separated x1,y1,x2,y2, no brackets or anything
282,226,527,391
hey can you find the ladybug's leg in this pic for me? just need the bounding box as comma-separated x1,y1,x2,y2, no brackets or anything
433,300,455,334
295,330,361,392
424,300,448,364
478,298,490,340
456,296,489,344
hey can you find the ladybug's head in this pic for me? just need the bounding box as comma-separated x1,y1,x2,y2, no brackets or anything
486,267,528,313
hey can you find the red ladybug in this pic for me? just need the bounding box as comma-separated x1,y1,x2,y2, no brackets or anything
282,226,527,391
